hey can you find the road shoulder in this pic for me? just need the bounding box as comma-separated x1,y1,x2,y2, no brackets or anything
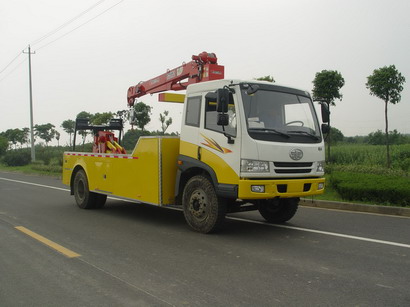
301,198,410,217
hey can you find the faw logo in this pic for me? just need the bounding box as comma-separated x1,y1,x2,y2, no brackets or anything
289,148,303,161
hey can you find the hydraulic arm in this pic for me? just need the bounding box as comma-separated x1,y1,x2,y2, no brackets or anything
127,52,224,106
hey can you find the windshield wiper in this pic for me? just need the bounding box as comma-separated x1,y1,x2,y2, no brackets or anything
248,128,290,138
288,130,320,140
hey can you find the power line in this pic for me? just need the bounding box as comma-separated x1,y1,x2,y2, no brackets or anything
0,58,27,83
35,0,125,51
0,0,125,83
30,0,107,46
0,51,23,75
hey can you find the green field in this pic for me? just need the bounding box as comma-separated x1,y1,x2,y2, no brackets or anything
330,144,410,171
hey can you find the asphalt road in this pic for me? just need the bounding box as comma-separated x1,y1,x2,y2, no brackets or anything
1,171,409,306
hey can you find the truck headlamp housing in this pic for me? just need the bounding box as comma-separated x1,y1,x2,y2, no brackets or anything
316,161,325,173
241,159,270,173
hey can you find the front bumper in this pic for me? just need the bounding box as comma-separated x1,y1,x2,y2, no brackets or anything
237,177,325,199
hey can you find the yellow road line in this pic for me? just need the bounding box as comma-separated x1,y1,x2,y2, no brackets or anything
15,226,81,258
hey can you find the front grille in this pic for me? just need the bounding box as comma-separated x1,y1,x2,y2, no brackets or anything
273,161,313,174
274,162,313,167
275,169,312,174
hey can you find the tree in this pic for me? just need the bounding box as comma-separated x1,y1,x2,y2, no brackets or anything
76,111,92,120
367,129,406,146
3,128,22,149
21,128,29,148
14,129,27,148
367,130,385,145
91,112,113,125
115,110,129,125
132,102,152,131
312,70,345,161
0,135,8,155
61,119,75,146
326,127,344,145
34,123,56,146
366,65,406,168
159,110,173,135
256,75,275,82
122,129,151,151
55,131,61,147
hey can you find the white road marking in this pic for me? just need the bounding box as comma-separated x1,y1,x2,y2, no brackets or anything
227,216,410,249
0,177,70,192
1,175,410,249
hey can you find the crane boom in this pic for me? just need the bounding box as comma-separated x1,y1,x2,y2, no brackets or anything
127,52,224,106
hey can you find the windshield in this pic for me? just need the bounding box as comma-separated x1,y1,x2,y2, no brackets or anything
241,84,321,143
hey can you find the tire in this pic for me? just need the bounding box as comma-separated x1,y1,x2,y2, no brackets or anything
73,170,107,209
182,175,226,233
258,198,299,223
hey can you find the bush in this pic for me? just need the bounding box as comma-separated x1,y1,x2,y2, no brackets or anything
330,172,410,207
327,164,408,177
0,135,8,156
3,151,31,166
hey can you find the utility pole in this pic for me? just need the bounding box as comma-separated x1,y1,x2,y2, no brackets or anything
23,45,36,161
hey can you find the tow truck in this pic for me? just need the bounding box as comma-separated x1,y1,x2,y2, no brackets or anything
62,51,329,233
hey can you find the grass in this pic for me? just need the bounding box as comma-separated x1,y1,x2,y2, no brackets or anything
331,144,410,171
0,162,62,177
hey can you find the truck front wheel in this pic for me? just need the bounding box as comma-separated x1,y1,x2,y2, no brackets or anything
182,175,226,233
258,198,299,223
73,170,106,209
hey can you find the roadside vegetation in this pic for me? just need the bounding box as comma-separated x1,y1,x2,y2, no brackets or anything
308,135,410,207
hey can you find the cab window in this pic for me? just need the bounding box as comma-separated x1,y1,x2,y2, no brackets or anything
205,92,236,136
185,96,201,127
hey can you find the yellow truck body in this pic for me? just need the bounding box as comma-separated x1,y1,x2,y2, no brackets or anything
63,137,180,206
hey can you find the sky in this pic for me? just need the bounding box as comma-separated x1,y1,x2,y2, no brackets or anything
1,0,409,146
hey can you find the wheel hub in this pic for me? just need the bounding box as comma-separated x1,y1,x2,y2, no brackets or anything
189,189,208,220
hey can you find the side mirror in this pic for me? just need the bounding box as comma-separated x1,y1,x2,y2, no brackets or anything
217,113,229,126
245,84,259,95
321,103,330,123
321,123,330,134
216,88,229,113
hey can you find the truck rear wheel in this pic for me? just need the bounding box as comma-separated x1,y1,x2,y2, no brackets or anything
73,170,107,209
182,175,226,233
258,198,299,223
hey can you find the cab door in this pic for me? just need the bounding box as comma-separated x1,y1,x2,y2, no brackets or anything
197,91,241,183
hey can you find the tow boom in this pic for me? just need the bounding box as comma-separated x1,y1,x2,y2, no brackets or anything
127,52,224,106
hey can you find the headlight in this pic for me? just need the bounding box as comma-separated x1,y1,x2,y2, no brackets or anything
241,159,270,173
316,161,325,172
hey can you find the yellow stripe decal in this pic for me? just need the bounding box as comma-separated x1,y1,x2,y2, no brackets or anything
15,226,81,258
200,134,232,154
